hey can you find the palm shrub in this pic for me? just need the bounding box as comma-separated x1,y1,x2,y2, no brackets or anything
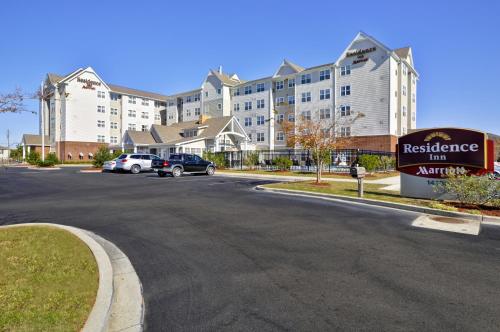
92,146,112,168
26,151,40,165
379,155,396,172
434,172,500,207
244,152,259,169
358,154,381,172
274,156,293,171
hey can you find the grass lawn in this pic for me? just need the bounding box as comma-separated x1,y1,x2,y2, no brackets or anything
220,169,399,179
0,226,99,331
263,181,498,216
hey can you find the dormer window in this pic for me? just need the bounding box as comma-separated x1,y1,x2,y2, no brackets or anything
184,128,198,138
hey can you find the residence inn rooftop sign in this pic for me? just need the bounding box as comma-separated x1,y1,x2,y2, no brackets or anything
397,128,495,199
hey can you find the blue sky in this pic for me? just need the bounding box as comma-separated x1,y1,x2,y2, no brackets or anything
1,0,499,146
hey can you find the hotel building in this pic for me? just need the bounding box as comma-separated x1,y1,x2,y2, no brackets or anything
32,32,417,161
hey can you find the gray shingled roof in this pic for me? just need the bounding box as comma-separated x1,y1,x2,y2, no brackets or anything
126,131,157,145
152,116,233,145
22,134,50,146
46,72,167,101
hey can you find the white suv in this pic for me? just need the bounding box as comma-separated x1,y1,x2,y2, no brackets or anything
115,153,160,174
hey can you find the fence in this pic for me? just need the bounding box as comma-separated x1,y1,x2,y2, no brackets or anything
213,149,395,172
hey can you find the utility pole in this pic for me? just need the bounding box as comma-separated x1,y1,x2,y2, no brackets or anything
40,81,45,162
7,129,10,165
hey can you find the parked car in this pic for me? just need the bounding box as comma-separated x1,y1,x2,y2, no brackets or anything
102,158,119,172
115,153,160,174
151,153,216,177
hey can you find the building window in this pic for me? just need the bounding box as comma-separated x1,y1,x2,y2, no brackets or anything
402,106,407,117
217,103,222,110
288,78,295,88
111,108,118,115
97,91,106,99
288,114,295,122
256,83,265,92
301,111,311,121
244,101,252,111
412,77,416,85
195,108,201,116
340,65,351,76
233,88,240,96
276,114,284,123
168,114,174,120
301,74,311,84
97,105,105,113
233,103,240,111
111,122,118,129
257,99,265,109
217,88,222,95
287,95,295,105
244,85,252,95
186,109,192,117
248,133,252,141
402,85,407,96
276,97,285,105
276,81,284,90
97,135,105,142
97,120,105,128
276,131,284,141
319,69,331,80
340,105,351,116
141,111,149,119
142,125,148,132
320,108,331,119
168,100,175,106
341,85,351,96
154,100,165,108
402,64,407,76
110,136,118,144
412,112,416,121
128,123,136,131
142,98,150,106
110,93,120,101
186,96,192,103
320,89,331,100
194,93,200,101
155,113,161,121
128,96,136,104
341,127,351,137
301,92,311,103
257,132,265,142
412,93,416,103
257,115,265,125
244,117,252,127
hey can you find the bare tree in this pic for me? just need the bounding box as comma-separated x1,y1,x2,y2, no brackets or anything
281,107,364,183
0,88,37,114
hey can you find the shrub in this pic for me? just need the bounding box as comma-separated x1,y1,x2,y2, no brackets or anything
379,155,396,172
112,150,124,159
26,151,40,165
244,152,260,169
10,146,23,161
92,146,112,168
428,202,458,212
274,156,293,171
434,172,500,206
358,154,381,172
203,151,227,169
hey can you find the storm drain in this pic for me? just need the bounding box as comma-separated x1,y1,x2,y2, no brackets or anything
412,215,481,235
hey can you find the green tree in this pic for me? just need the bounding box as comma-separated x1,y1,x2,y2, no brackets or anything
244,151,259,169
112,150,124,159
26,150,40,165
358,154,381,172
379,155,395,172
10,145,23,161
92,146,112,168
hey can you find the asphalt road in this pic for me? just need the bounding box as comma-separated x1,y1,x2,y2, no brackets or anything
1,167,500,331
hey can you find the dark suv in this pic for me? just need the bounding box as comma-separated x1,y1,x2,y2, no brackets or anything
151,153,216,177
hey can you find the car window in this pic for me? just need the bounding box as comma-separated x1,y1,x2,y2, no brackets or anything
152,155,160,160
193,155,202,162
141,155,151,160
170,154,182,160
185,154,194,162
118,154,128,159
130,155,141,159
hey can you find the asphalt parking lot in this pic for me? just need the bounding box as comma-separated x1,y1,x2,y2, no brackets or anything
1,167,500,331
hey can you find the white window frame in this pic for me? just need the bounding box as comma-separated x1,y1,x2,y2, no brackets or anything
320,89,331,100
257,115,265,125
257,132,265,142
319,69,331,81
340,65,351,76
341,85,351,96
301,92,311,103
276,81,284,90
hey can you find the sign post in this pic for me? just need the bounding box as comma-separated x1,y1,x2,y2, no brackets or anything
397,128,494,199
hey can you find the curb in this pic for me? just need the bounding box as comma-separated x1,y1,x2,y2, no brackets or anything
27,167,62,171
80,169,103,173
256,185,500,224
0,223,144,331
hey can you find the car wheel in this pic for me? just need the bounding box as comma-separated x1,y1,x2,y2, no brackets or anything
158,171,166,177
206,166,215,176
130,164,141,174
172,167,182,177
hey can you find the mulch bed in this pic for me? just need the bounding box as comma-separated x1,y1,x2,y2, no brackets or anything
447,202,500,217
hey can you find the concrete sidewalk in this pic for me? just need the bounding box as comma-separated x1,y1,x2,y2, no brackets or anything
217,171,400,186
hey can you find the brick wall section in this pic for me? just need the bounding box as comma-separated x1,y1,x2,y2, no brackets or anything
31,146,51,155
57,141,107,161
341,135,398,152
